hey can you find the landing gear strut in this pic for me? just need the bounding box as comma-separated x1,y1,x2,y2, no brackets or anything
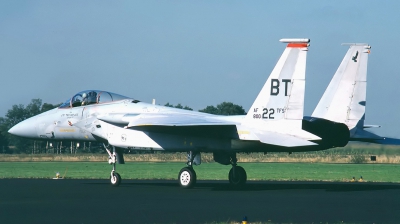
228,154,247,187
178,151,199,188
104,144,121,187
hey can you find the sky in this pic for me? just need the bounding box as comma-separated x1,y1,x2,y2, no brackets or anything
1,1,400,137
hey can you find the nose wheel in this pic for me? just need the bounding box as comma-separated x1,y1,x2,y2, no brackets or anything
111,172,121,186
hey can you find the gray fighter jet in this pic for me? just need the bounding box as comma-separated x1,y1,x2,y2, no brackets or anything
9,38,348,188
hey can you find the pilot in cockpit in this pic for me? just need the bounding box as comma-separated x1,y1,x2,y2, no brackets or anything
82,91,97,105
81,93,88,106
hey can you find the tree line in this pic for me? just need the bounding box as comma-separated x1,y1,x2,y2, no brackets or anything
0,99,245,154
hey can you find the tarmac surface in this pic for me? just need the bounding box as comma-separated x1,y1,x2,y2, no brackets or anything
1,179,400,224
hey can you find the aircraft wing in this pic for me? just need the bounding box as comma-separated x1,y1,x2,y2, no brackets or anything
81,113,240,139
126,114,316,147
77,113,316,146
96,113,238,127
125,113,238,127
126,113,240,139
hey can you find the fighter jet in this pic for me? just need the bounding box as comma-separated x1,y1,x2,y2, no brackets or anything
303,43,400,145
9,38,343,188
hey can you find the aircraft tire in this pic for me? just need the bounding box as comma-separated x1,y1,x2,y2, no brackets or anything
228,166,247,186
110,172,121,187
178,167,196,189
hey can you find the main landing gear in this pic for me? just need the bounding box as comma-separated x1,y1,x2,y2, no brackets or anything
228,154,247,187
179,167,196,188
178,151,199,188
178,151,247,189
104,144,121,187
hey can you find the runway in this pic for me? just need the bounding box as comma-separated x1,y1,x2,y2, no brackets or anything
1,179,400,223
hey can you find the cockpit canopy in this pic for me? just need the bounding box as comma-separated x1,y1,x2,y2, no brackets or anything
59,90,132,108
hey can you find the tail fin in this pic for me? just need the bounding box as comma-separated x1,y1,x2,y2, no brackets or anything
311,43,371,130
245,38,310,123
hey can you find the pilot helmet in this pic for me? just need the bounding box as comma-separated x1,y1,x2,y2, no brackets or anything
82,93,87,98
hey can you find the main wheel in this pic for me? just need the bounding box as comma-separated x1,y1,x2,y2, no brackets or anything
178,167,197,189
110,172,121,187
228,166,247,186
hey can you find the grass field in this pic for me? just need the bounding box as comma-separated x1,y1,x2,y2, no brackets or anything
2,142,400,163
1,161,400,183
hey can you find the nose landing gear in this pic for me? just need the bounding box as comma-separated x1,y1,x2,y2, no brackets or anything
111,171,121,186
104,144,121,187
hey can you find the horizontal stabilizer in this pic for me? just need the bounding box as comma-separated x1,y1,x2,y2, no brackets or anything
363,125,381,129
350,128,384,142
255,131,317,147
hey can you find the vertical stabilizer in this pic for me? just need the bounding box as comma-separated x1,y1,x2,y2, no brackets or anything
311,44,371,130
245,39,310,126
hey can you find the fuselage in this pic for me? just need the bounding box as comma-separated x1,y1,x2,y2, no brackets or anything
8,90,326,153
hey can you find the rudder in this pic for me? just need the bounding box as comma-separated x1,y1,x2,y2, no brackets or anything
311,43,371,130
245,38,310,124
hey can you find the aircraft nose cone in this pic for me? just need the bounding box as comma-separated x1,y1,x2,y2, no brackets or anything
8,117,38,138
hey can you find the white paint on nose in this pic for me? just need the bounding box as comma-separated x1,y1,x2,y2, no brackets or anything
8,117,38,138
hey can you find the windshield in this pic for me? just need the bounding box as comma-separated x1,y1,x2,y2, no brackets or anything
59,90,133,108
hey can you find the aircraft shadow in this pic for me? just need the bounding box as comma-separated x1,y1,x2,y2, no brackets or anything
87,180,400,192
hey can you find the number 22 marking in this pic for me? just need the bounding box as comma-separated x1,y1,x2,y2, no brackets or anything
262,108,275,119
